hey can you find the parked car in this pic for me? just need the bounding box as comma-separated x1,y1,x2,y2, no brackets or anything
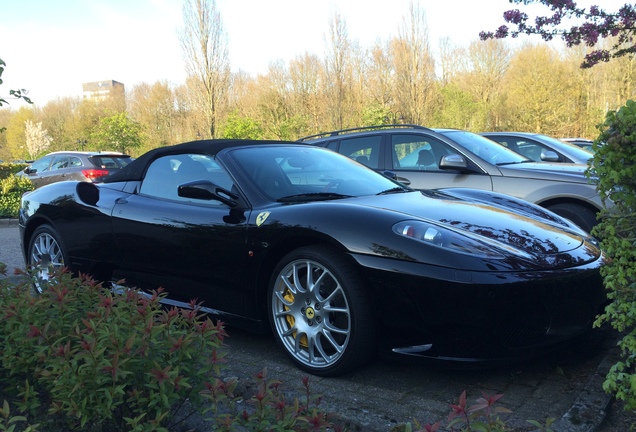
300,125,605,232
481,132,594,164
20,139,606,376
561,137,595,153
15,151,133,188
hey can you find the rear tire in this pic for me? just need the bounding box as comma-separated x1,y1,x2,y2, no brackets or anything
268,245,375,376
27,224,68,292
546,203,598,233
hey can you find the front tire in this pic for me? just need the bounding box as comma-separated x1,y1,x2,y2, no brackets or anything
546,203,598,233
27,224,68,292
268,246,375,376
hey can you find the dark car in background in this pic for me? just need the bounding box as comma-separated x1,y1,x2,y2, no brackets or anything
16,151,133,188
300,125,606,233
19,139,606,376
481,132,594,164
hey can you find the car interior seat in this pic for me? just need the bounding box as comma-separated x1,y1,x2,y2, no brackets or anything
355,155,370,166
252,160,296,199
416,149,435,169
176,159,209,184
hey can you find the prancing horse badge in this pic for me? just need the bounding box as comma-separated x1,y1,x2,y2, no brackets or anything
256,212,271,227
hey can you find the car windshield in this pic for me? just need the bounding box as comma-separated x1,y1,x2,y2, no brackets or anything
438,130,529,165
228,145,405,201
536,134,594,159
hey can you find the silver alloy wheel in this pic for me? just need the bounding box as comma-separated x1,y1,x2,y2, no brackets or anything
29,230,65,290
271,258,351,370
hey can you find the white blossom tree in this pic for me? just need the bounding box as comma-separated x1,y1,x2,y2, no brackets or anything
24,119,52,159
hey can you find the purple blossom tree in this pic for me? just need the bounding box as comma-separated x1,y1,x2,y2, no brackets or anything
480,1,636,68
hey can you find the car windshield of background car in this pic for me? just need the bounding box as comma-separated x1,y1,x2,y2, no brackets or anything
538,134,594,160
229,146,401,200
442,131,529,165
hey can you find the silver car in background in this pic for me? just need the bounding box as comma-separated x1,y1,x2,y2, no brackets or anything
301,125,607,233
481,132,594,164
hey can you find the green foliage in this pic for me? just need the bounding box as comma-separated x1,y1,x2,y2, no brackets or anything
0,163,28,180
0,399,38,432
0,271,228,431
0,175,33,218
589,99,636,408
399,390,537,432
432,84,486,131
203,369,338,431
89,112,145,154
221,111,263,139
0,271,344,431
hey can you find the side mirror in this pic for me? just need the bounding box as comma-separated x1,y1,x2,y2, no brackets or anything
540,150,560,162
381,170,397,180
178,180,239,207
439,154,472,173
24,167,36,174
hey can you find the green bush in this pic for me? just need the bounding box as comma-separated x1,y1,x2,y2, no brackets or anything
0,164,28,181
0,271,229,431
0,269,342,431
589,99,636,408
0,175,33,218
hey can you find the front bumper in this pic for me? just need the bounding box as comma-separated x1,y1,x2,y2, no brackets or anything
351,252,607,362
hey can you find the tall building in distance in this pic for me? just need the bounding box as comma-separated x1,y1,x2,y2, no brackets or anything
82,80,125,101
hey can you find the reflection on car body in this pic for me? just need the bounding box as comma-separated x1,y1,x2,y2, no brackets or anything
19,139,607,376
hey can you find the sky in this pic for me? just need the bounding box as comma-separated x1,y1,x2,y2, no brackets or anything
0,0,628,108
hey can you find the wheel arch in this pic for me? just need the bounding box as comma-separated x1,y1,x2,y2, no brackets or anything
253,235,366,321
537,196,601,214
21,216,55,262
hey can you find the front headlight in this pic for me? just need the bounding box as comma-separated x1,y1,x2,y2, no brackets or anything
393,220,505,259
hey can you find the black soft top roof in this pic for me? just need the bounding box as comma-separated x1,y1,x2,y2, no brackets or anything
104,139,296,183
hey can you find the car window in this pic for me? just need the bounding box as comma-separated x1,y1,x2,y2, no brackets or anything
68,156,83,167
488,136,547,161
140,154,234,205
230,146,398,200
338,136,382,168
91,155,133,168
50,156,72,171
29,155,54,173
391,134,451,171
441,130,527,165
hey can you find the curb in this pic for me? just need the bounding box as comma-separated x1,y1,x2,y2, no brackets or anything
537,331,620,432
0,218,18,226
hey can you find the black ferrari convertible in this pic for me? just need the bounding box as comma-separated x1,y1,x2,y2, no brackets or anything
19,139,607,376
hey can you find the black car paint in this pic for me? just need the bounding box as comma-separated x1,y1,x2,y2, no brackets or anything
19,140,607,363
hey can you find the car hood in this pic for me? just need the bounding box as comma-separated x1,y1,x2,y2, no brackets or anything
498,162,592,183
351,191,597,261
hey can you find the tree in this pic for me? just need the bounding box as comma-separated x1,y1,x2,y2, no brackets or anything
4,106,34,159
89,112,144,155
221,111,263,139
128,81,179,150
500,44,578,134
589,100,636,409
390,1,437,125
24,119,52,159
480,1,636,68
179,0,231,139
0,57,33,134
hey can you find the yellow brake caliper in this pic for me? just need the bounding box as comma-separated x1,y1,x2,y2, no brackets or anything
283,289,308,348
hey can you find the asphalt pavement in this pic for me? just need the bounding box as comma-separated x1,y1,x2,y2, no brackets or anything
0,221,632,431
